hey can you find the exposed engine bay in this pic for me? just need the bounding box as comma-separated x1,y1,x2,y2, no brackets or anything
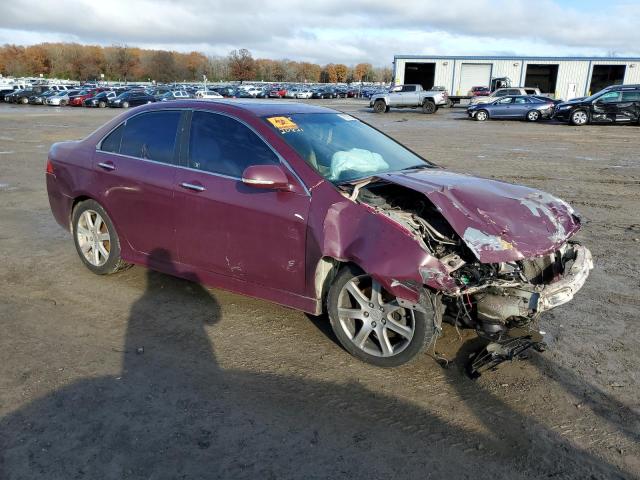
344,179,593,344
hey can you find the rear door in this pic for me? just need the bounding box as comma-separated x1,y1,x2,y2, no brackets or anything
174,110,310,295
511,96,530,117
618,90,640,122
93,110,183,258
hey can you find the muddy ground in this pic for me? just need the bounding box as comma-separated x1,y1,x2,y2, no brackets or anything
0,100,638,479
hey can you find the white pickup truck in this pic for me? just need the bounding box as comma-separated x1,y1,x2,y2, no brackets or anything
369,84,448,114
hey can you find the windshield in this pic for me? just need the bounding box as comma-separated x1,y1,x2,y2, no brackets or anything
263,113,433,183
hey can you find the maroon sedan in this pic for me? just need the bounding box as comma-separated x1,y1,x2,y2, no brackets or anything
46,101,593,367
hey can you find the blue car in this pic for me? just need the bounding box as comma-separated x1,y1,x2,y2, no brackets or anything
467,95,555,122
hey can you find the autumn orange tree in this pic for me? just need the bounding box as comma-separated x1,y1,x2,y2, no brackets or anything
0,42,390,84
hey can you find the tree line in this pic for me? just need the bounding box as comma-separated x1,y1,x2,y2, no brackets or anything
0,43,392,84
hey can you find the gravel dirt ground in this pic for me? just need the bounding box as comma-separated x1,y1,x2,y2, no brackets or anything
0,100,639,480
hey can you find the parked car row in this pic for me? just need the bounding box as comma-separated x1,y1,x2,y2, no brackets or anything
2,81,380,108
466,84,640,125
3,84,222,108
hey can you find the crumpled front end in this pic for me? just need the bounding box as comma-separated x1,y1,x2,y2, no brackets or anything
344,173,593,339
470,242,593,336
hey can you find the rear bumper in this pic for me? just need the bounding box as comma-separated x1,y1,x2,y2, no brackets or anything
46,173,72,231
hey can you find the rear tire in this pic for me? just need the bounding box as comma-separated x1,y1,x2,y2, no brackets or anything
422,100,436,114
373,99,387,114
98,101,106,108
72,200,130,275
327,265,436,367
21,97,28,104
526,110,541,122
122,101,130,108
570,109,589,126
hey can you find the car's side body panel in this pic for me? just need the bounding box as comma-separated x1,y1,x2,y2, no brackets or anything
46,100,588,323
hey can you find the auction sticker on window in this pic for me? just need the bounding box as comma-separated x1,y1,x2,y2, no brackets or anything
267,116,302,133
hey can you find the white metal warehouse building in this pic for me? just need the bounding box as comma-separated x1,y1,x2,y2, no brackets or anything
393,55,640,100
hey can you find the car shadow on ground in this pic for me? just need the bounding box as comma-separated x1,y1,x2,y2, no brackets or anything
0,249,634,479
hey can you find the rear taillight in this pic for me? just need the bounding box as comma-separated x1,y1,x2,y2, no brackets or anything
46,158,54,174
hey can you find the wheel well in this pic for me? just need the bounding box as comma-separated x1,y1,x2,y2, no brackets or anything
313,257,363,314
70,196,92,229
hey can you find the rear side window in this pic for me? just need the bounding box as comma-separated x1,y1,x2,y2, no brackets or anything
621,91,640,101
188,111,279,177
119,111,181,164
100,124,124,153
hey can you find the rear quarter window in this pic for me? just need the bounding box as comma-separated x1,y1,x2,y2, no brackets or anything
100,124,124,153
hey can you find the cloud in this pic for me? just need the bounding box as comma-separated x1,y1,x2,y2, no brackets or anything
0,0,638,64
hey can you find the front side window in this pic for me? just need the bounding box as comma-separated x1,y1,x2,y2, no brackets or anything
119,111,181,163
401,85,416,92
263,113,433,183
188,111,279,177
496,97,513,104
599,91,621,103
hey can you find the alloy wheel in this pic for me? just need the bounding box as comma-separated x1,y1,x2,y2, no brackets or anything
336,275,415,358
572,110,588,125
528,110,540,121
76,210,111,267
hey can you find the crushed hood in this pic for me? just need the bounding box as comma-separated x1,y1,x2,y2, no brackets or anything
377,169,580,263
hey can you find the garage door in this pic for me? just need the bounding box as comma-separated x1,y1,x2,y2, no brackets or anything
458,63,491,95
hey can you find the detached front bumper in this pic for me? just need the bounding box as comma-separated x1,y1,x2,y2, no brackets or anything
536,244,593,313
475,243,593,324
552,108,572,122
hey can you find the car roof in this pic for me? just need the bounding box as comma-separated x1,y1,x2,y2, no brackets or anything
143,99,336,116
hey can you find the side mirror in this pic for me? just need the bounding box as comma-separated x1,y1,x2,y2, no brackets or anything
241,164,290,191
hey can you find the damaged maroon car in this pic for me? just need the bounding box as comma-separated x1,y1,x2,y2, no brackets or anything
46,101,593,368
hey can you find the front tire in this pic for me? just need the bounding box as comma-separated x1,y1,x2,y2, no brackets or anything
373,99,387,114
422,100,436,114
526,110,541,122
122,101,130,108
327,265,436,367
570,109,589,126
475,109,489,121
72,200,129,275
98,101,106,108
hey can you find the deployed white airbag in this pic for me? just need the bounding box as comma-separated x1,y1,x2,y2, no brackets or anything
329,148,389,181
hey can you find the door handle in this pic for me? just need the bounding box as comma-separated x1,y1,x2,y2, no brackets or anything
180,182,206,192
97,162,115,171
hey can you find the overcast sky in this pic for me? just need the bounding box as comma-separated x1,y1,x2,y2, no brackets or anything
1,0,639,65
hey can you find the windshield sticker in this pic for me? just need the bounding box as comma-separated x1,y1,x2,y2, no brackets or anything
267,116,302,133
337,113,356,121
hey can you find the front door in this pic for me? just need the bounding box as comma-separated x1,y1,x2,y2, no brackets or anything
492,97,514,117
174,110,310,295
